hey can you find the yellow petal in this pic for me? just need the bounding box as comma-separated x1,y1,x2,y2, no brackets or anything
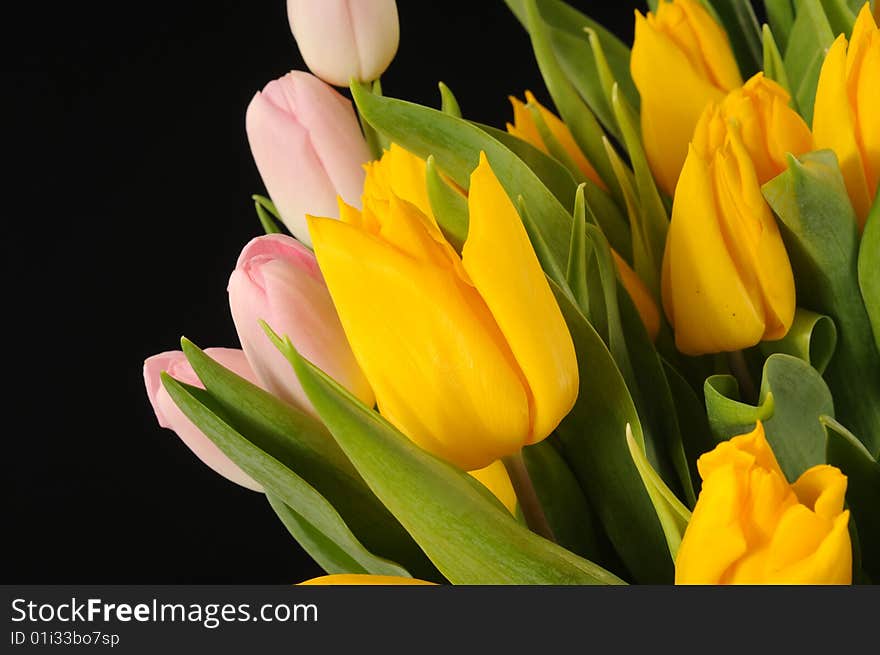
632,10,729,196
462,153,579,443
712,127,796,340
524,91,606,189
675,462,749,584
299,574,435,585
662,145,765,354
791,464,848,520
814,35,873,227
855,36,880,199
469,460,518,515
507,95,546,154
768,511,852,584
309,215,531,471
612,249,660,341
674,0,743,91
385,143,434,221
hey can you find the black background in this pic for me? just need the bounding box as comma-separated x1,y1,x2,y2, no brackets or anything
4,1,722,582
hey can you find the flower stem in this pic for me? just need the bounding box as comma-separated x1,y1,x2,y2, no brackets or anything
502,451,555,542
727,349,758,404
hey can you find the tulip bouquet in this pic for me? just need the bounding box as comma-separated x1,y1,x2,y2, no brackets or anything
145,0,879,585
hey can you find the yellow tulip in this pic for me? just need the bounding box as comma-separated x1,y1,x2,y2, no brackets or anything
662,109,796,355
611,250,661,341
308,150,579,471
631,0,742,197
694,73,813,185
299,575,435,585
507,91,605,189
813,3,880,229
676,422,851,584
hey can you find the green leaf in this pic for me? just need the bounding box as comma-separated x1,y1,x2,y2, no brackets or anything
359,79,388,159
473,122,577,210
859,194,880,355
704,0,763,77
504,0,639,112
625,425,692,560
274,338,625,585
522,439,607,563
705,354,834,481
525,99,588,184
438,81,462,118
162,375,413,578
760,308,838,373
425,155,468,250
179,339,439,580
783,0,834,125
551,280,673,583
519,0,621,203
253,195,283,235
610,84,669,300
762,24,794,102
350,82,574,266
764,151,880,458
823,415,880,582
565,185,590,314
663,359,715,498
765,0,796,51
819,0,857,37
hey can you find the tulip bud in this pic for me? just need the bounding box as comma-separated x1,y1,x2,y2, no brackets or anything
308,151,579,471
245,71,371,246
694,73,813,185
228,234,374,413
813,4,880,229
676,422,851,584
631,0,742,197
287,0,400,87
144,349,262,491
299,574,434,585
507,91,605,188
662,112,796,355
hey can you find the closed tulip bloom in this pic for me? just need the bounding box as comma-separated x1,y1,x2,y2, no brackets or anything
813,4,880,228
696,73,813,185
245,71,371,245
287,0,399,87
228,234,374,413
144,349,262,492
299,574,434,585
507,91,605,188
676,422,851,584
662,113,796,355
308,151,579,471
631,0,742,197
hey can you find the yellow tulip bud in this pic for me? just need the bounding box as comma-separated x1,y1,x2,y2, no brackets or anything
631,0,742,197
308,150,579,471
611,250,661,341
507,91,605,189
299,574,435,585
813,3,880,229
676,422,851,584
662,111,796,355
694,73,813,185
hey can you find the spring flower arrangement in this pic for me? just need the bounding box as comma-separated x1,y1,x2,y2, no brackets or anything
144,0,880,585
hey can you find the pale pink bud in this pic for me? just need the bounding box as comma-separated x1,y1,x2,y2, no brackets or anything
228,234,374,412
143,348,263,492
245,71,371,245
287,0,400,86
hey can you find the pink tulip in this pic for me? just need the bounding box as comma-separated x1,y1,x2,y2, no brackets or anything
144,348,263,492
245,71,371,246
228,234,374,412
287,0,400,87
